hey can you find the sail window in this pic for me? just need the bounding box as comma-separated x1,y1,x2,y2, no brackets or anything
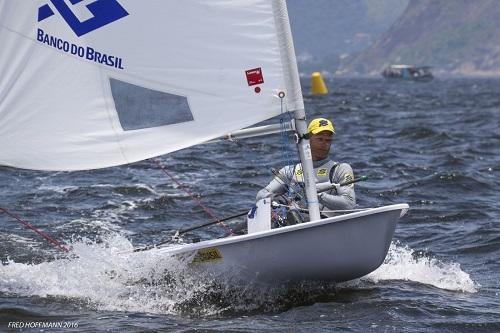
110,78,194,131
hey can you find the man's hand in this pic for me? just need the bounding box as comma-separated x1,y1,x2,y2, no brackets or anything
316,181,341,194
330,183,341,195
256,188,272,201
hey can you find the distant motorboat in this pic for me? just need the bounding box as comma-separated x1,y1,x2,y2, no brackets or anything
382,65,433,81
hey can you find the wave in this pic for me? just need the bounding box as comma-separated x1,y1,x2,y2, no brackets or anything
0,236,478,318
359,242,478,293
0,235,328,316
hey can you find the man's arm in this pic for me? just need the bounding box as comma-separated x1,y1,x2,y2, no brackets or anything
255,166,293,201
318,163,356,210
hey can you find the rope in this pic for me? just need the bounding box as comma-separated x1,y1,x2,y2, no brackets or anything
287,109,307,201
152,158,234,235
270,202,372,214
0,207,69,253
278,95,295,187
277,93,304,202
314,208,372,214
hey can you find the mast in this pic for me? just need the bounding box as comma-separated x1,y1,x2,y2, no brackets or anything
272,0,321,221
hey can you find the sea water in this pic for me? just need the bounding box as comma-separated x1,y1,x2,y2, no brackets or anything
0,78,498,332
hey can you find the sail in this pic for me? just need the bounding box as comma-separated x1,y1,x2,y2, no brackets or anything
0,0,303,171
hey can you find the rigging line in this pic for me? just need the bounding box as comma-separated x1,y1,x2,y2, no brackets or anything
270,168,304,204
283,107,307,200
0,207,69,253
280,107,307,201
278,94,298,193
269,203,373,214
152,158,234,235
273,119,305,204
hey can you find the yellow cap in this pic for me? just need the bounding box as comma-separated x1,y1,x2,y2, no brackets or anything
307,118,335,134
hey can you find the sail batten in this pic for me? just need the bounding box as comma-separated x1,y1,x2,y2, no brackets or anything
0,0,298,171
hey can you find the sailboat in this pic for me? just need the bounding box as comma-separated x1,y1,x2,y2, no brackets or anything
0,0,408,284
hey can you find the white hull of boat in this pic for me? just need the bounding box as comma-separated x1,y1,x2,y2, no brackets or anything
150,204,409,285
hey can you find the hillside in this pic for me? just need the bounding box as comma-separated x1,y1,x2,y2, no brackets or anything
339,0,500,77
286,0,408,73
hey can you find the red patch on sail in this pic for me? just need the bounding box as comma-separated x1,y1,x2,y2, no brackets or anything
245,67,264,86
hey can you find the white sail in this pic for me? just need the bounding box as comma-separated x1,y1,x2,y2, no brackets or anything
0,0,303,171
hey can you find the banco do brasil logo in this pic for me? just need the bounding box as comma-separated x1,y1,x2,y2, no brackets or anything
38,0,129,37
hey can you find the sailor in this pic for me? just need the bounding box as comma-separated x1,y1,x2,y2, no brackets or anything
256,117,356,220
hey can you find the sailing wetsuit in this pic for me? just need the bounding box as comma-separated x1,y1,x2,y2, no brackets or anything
256,158,356,215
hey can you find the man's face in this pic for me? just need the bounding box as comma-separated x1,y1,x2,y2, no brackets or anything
309,131,333,161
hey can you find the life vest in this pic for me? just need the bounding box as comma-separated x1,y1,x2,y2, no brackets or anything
292,160,338,184
291,160,338,210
